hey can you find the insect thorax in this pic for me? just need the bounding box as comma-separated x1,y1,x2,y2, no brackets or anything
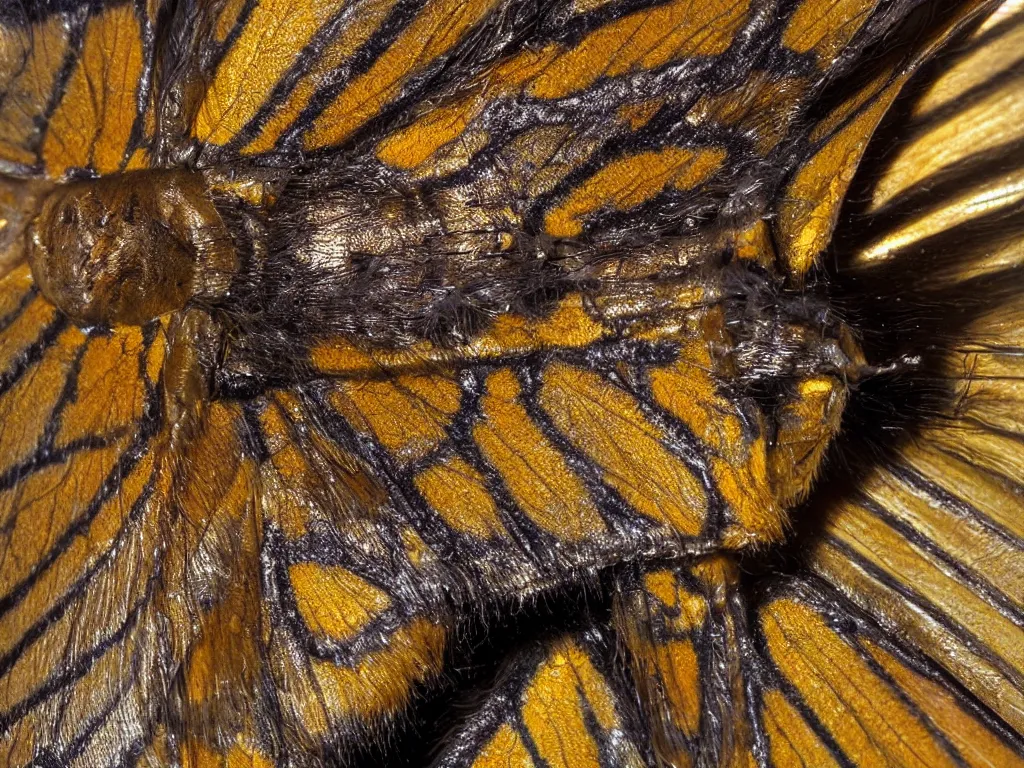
24,167,859,415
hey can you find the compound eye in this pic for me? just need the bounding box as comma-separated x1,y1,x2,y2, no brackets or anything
27,171,231,327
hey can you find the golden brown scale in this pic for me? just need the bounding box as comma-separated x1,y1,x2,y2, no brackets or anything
26,170,236,327
4,2,1020,763
0,179,40,279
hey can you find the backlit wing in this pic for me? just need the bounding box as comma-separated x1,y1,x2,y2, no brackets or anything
754,575,1024,767
1,0,1022,766
804,1,1024,739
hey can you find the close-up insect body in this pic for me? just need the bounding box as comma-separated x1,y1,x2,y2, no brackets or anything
0,0,1022,765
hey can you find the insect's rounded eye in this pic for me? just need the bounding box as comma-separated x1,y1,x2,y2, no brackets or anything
27,171,236,327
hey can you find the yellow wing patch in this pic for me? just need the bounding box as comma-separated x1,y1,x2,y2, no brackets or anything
242,0,404,154
863,640,1024,768
306,282,807,594
539,362,706,537
520,640,635,768
543,147,727,238
763,597,963,768
686,71,809,154
309,294,611,375
42,4,145,175
757,585,1024,768
527,0,750,100
776,71,906,277
0,15,70,170
0,2,157,178
251,392,451,743
327,373,460,465
376,46,562,170
309,287,816,581
0,264,456,763
649,325,783,547
610,555,1024,768
0,266,176,766
280,617,446,733
304,0,501,150
613,557,752,767
414,457,508,539
364,0,750,183
289,562,392,643
761,689,842,768
912,9,1024,118
769,374,848,506
195,0,350,146
435,633,648,768
475,368,606,541
782,0,879,65
608,554,1024,768
858,9,1024,263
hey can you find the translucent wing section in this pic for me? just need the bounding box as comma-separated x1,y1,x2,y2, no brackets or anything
755,578,1024,768
805,2,1024,736
773,0,993,278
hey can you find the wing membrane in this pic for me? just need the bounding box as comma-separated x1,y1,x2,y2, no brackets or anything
805,1,1024,733
0,0,159,178
435,629,651,768
610,555,1024,767
1,0,1021,764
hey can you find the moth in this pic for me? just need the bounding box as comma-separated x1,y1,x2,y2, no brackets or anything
0,0,1022,766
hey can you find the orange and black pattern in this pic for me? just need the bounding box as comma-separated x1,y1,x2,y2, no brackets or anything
1,0,1023,766
434,628,652,768
610,558,1024,768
